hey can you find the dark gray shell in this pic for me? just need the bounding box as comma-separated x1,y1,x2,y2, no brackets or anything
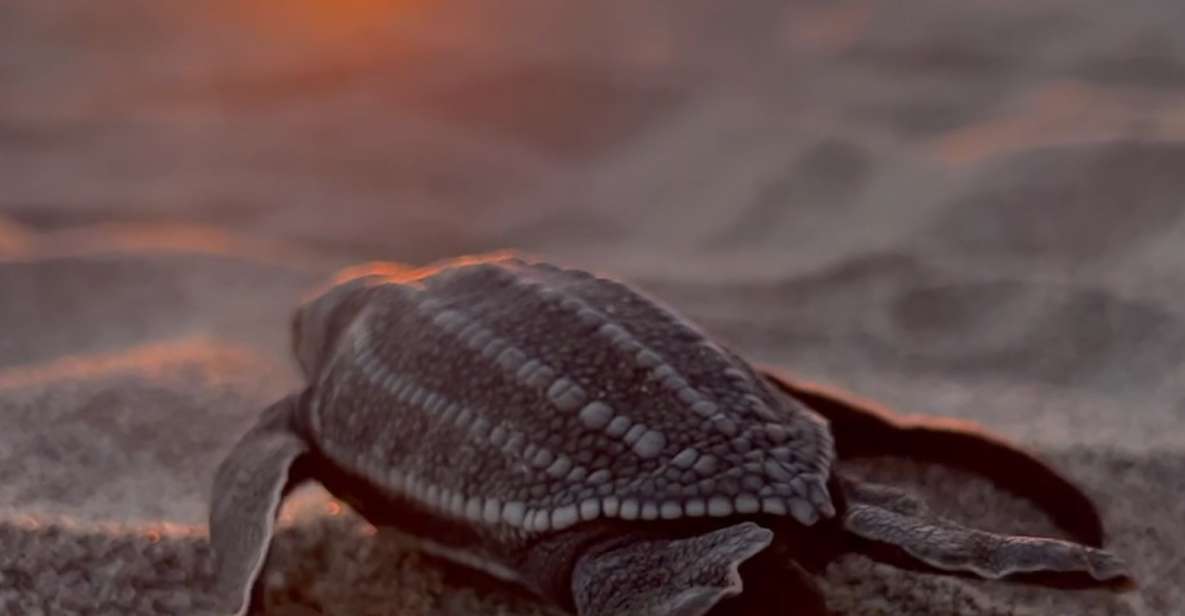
302,256,836,537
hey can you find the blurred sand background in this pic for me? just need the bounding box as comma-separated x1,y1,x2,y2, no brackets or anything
2,0,1184,614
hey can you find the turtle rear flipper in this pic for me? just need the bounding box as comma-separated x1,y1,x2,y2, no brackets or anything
841,477,1132,586
571,522,775,616
760,369,1105,547
209,394,310,616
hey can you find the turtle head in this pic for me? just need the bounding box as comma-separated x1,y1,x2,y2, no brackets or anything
293,263,410,379
292,279,363,379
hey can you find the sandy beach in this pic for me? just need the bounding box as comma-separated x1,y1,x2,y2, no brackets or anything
2,1,1183,614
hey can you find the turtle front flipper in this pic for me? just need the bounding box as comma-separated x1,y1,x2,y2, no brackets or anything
760,368,1105,547
570,522,775,616
209,394,310,616
840,477,1132,586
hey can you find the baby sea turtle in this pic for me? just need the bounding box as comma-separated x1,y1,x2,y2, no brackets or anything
210,255,1131,616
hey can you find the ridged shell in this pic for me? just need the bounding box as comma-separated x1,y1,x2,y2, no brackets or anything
305,256,836,535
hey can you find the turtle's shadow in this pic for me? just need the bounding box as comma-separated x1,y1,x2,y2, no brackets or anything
257,512,561,615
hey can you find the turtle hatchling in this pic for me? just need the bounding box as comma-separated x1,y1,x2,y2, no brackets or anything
210,255,1132,615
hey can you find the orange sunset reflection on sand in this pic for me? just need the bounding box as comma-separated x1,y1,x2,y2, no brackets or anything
214,0,428,46
932,81,1185,164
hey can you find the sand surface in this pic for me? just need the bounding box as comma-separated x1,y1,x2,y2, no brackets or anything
2,1,1183,614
